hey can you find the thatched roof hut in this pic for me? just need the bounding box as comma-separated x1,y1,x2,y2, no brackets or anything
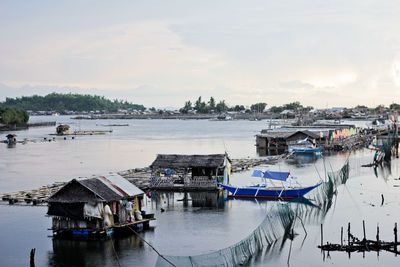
56,124,70,135
150,154,229,169
5,134,17,144
150,154,231,190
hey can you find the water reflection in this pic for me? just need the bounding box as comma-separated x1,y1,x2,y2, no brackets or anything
148,191,225,210
49,233,151,266
285,154,322,167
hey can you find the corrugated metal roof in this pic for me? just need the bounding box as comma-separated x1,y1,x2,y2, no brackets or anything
99,174,144,197
48,174,143,203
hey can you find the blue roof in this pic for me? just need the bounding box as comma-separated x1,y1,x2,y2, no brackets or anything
252,170,289,181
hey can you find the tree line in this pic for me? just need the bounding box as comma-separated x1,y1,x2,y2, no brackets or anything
0,106,29,125
179,96,268,114
179,97,316,114
0,93,146,113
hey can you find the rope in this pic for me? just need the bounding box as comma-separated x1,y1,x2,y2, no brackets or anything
110,236,122,267
127,226,176,267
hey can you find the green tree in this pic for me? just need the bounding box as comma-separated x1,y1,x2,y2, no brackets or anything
389,103,400,111
216,100,228,112
208,97,216,111
269,106,284,113
230,105,245,112
250,103,267,113
179,101,193,114
0,93,145,113
0,107,29,125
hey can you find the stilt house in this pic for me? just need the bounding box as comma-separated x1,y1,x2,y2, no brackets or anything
47,174,153,237
56,124,70,135
150,154,231,191
6,134,17,144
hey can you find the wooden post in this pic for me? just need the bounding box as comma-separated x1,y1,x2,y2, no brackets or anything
30,248,35,267
341,226,343,247
348,222,351,246
363,220,366,241
395,223,398,253
321,224,323,248
376,223,380,246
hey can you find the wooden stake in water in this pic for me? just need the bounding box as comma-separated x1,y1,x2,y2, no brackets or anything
321,224,323,248
395,223,398,253
363,220,366,241
348,222,351,246
376,223,380,245
30,248,35,267
341,226,343,247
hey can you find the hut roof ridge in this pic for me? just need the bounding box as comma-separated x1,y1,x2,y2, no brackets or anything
150,153,229,169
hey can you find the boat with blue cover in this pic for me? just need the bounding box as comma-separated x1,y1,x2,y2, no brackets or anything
290,145,324,154
288,138,324,154
217,170,321,200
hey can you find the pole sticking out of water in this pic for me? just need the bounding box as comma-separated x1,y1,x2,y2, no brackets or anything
348,222,351,246
30,248,35,267
376,223,380,245
341,227,343,247
321,224,324,248
363,220,366,241
395,223,398,253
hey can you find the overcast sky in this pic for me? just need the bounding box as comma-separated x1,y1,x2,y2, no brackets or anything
1,0,400,109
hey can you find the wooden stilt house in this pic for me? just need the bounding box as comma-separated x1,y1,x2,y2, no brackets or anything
56,124,70,135
47,174,155,238
149,154,231,191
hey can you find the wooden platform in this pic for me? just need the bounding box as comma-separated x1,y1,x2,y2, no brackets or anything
51,217,156,238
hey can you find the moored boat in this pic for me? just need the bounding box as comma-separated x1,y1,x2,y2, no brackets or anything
217,170,321,200
288,137,323,154
289,145,324,154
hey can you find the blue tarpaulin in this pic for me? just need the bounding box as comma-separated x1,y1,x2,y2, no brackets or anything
252,170,289,181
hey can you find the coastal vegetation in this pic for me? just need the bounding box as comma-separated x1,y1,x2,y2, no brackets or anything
0,93,146,113
0,106,29,125
179,97,314,114
179,96,267,114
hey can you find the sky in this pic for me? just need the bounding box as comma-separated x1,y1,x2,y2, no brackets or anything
1,0,400,109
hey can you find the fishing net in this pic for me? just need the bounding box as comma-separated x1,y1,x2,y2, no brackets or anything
155,204,295,267
155,160,350,267
382,133,394,154
307,159,349,215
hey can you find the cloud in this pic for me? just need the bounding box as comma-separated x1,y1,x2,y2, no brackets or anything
1,1,400,108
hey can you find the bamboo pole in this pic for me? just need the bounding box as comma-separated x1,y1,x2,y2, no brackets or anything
363,220,366,241
30,248,35,267
341,227,343,247
376,223,380,246
395,223,398,253
321,224,324,248
348,222,351,246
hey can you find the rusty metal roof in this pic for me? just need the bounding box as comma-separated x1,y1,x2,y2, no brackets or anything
48,173,143,203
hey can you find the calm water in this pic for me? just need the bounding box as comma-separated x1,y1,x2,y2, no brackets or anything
1,117,400,266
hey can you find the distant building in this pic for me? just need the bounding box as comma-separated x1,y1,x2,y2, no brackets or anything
56,124,70,135
280,110,295,119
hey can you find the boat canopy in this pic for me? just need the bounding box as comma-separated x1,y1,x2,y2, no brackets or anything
252,170,289,181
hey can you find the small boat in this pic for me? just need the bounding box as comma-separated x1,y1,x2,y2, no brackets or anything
289,146,324,154
288,138,323,154
217,170,321,200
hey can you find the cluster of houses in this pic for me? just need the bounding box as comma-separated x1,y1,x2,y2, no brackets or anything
46,153,231,238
